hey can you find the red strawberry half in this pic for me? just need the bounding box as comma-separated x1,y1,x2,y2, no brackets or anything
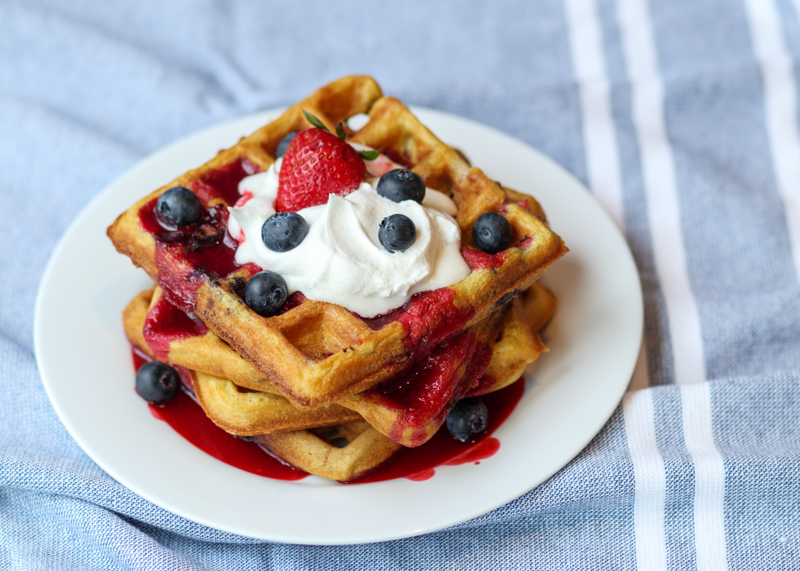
276,128,367,212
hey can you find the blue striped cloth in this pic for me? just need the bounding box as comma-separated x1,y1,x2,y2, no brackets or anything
2,0,800,568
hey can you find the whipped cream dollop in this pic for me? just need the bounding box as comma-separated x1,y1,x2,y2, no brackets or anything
227,153,470,318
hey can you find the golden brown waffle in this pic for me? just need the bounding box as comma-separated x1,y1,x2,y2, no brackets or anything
123,289,359,434
522,280,558,334
123,287,283,395
206,287,552,478
125,290,401,480
109,75,566,408
469,284,553,397
189,371,361,436
123,283,555,446
254,421,402,482
340,285,554,446
340,299,507,447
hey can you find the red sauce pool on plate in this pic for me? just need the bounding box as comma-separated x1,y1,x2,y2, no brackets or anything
134,350,305,481
150,389,307,481
134,349,524,483
350,380,523,484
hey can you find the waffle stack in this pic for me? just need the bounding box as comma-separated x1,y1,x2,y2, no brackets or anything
108,76,566,481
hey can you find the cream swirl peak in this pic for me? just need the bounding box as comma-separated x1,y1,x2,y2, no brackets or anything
227,154,470,318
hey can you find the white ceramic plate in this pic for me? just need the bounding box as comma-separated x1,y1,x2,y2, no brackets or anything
34,108,642,545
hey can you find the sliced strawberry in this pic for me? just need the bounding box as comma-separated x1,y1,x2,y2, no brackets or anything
276,128,366,212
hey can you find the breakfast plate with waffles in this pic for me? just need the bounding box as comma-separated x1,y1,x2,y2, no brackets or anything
34,77,642,544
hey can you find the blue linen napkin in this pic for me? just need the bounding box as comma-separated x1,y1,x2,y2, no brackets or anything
2,0,800,568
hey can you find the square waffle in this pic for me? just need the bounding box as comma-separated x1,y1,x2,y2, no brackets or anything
122,282,554,480
108,75,566,407
123,283,554,448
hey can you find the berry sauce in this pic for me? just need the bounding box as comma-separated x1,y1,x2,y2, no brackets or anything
460,238,534,272
364,288,474,356
152,389,308,481
130,347,524,484
461,247,506,271
364,332,493,446
133,349,306,481
349,379,524,483
192,157,261,205
138,159,262,311
142,294,208,361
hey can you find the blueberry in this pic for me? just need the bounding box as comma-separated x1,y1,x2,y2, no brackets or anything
261,212,309,252
446,397,489,442
376,169,426,204
135,361,180,405
276,131,299,158
472,212,511,255
156,186,203,227
379,214,416,253
244,270,289,317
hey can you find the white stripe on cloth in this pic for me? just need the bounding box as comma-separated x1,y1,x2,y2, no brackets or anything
623,390,667,571
681,383,728,571
744,0,800,287
564,0,625,228
617,0,706,387
616,0,728,567
564,0,651,391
